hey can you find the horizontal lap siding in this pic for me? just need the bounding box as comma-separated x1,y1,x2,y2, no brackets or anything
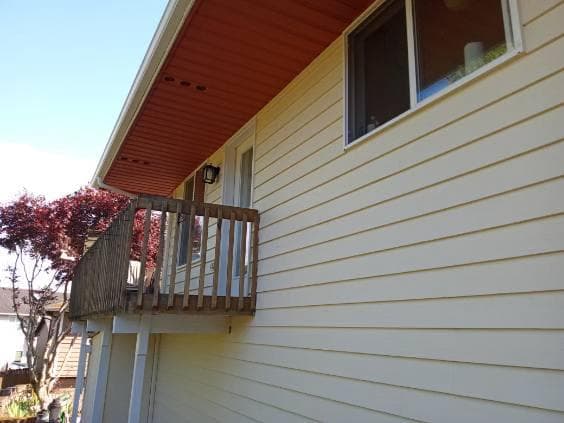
53,334,82,378
152,2,564,422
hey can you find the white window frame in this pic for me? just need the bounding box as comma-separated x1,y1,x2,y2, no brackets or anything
343,0,523,149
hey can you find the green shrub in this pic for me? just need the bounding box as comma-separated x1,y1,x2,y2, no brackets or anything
5,389,39,418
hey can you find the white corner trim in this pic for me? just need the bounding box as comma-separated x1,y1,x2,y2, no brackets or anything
91,0,196,186
70,322,88,423
128,315,151,423
91,321,113,423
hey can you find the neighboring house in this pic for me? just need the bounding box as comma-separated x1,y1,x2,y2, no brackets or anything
70,1,564,422
0,288,81,389
0,288,28,370
35,302,82,389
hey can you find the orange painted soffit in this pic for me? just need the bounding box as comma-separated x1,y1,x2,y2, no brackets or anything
104,0,373,196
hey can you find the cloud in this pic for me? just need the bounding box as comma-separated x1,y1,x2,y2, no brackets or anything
0,142,96,203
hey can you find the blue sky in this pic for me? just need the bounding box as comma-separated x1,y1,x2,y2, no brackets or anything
0,0,167,200
0,1,167,286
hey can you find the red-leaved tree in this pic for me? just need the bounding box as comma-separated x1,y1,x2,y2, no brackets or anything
0,187,159,407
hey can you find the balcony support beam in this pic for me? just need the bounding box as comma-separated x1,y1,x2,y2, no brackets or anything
113,313,229,334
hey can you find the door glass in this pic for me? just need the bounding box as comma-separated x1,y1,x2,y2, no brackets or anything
234,147,253,277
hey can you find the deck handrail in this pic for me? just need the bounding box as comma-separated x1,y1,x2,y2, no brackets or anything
69,195,260,320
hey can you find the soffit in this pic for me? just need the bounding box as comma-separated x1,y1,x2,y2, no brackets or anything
104,0,373,195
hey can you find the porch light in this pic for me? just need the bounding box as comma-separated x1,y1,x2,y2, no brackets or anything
202,164,220,184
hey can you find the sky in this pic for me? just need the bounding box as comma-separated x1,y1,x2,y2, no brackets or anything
0,1,168,286
0,0,167,201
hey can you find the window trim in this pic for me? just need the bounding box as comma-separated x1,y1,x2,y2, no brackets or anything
343,0,523,149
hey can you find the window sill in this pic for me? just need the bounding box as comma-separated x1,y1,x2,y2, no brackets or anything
344,48,522,151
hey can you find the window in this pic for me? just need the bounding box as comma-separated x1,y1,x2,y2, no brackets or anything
347,0,519,144
177,177,203,266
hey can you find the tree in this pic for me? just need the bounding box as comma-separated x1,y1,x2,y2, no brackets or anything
0,187,159,408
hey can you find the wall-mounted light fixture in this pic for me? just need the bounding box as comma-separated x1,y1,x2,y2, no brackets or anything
202,164,220,184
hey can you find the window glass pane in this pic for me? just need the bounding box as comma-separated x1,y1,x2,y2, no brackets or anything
348,0,410,143
414,0,509,101
239,148,253,209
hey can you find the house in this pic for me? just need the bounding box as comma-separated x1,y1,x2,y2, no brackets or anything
0,288,81,399
0,288,81,385
70,0,564,422
0,288,27,371
34,302,82,390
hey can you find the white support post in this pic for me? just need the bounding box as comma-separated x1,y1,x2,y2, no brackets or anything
128,314,151,423
91,320,113,423
70,322,88,423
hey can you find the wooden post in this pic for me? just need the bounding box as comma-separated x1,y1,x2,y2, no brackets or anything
152,202,168,309
238,213,248,311
251,217,260,312
182,204,196,309
197,206,210,310
137,203,153,308
225,212,235,311
211,207,222,309
127,314,151,423
167,202,182,308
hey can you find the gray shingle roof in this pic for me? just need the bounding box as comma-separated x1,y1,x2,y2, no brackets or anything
0,287,30,314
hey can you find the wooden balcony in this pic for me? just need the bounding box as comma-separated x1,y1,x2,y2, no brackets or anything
69,196,259,320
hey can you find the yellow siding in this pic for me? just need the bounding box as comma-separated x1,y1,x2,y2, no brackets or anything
102,334,135,423
153,1,564,421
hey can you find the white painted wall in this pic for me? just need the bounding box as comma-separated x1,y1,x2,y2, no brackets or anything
102,334,135,423
148,1,564,421
81,331,156,423
0,314,26,369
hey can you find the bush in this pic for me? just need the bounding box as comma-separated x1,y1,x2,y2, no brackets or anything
4,389,38,418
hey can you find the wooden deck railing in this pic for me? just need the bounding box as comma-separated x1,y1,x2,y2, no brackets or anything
69,196,259,320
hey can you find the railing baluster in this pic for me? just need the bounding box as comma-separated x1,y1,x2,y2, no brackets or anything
119,203,136,312
137,202,153,309
197,205,210,310
225,211,235,311
182,204,196,309
167,201,181,308
152,201,168,309
211,206,222,309
251,216,260,312
238,213,248,311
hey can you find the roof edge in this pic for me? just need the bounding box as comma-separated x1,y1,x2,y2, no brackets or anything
91,0,196,187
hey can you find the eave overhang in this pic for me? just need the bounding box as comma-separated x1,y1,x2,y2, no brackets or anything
93,0,373,196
